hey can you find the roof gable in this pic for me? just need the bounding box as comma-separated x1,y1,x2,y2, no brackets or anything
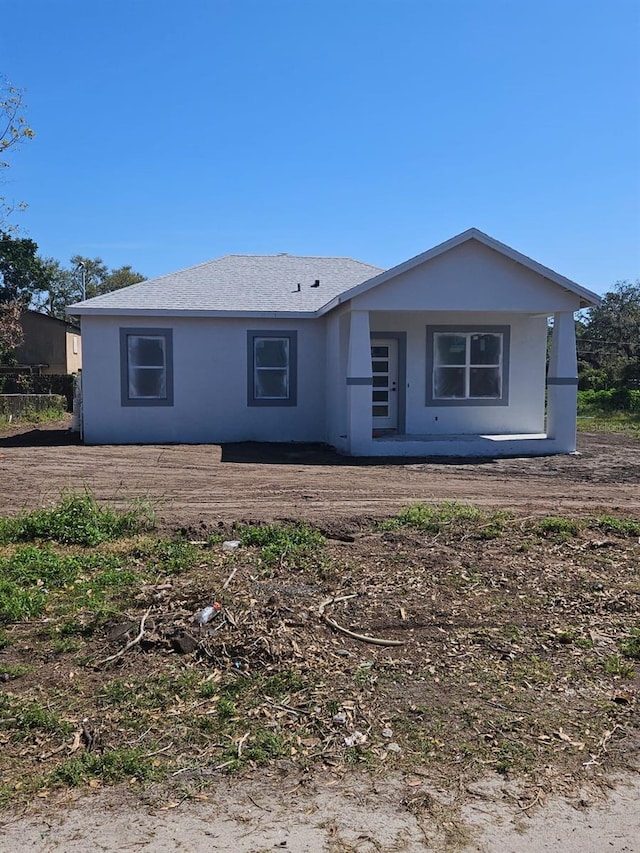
319,229,600,313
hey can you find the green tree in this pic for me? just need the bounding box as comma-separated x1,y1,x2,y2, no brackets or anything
1,76,35,228
0,230,48,304
34,255,146,318
577,280,640,389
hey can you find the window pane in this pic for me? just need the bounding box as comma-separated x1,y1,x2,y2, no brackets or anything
372,405,388,417
255,338,288,368
371,346,389,358
128,336,165,367
372,360,389,373
434,367,465,398
372,390,388,402
129,367,166,399
372,375,387,387
470,367,501,397
436,334,466,365
255,369,288,398
470,334,501,365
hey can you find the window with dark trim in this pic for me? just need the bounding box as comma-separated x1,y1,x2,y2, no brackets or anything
247,331,297,406
426,325,510,406
119,328,174,407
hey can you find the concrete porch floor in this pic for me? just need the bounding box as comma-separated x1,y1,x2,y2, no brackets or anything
359,431,569,457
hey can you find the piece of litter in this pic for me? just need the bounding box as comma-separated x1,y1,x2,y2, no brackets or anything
344,731,367,747
222,540,241,551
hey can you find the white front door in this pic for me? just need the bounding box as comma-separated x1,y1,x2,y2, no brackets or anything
371,339,398,430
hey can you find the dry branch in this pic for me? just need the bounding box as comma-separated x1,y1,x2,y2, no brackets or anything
95,607,153,667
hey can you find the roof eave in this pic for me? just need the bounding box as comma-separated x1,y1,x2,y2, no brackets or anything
65,307,318,320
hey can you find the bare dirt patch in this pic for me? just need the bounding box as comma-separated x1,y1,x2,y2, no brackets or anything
0,419,639,526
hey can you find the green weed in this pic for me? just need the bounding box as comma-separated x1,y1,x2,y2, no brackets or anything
259,669,305,697
0,580,47,623
50,748,159,786
0,694,72,740
535,517,582,538
0,546,132,624
603,655,635,678
383,502,510,537
238,729,286,765
618,629,640,661
237,522,325,569
144,539,199,575
0,664,33,679
593,516,640,538
0,405,66,427
495,741,535,775
0,492,155,546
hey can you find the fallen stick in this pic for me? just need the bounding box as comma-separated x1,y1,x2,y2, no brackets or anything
221,565,239,591
322,614,405,647
95,607,153,667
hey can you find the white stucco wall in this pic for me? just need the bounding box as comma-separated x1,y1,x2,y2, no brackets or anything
81,315,326,444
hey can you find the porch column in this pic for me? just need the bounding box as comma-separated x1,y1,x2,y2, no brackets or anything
546,311,578,451
346,310,372,453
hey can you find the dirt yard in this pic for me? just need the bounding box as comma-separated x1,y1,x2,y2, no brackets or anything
0,419,639,526
0,420,639,852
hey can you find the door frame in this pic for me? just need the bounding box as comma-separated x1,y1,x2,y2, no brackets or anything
370,331,407,435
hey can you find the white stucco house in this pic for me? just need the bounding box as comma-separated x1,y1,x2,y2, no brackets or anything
67,229,599,457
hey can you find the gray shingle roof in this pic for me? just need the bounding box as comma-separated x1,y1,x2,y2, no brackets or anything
68,254,384,315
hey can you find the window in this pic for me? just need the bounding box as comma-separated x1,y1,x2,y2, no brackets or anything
426,325,509,406
120,328,173,406
247,331,297,406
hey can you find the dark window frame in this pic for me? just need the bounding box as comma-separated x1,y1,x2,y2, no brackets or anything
426,325,510,407
247,330,298,407
119,328,174,407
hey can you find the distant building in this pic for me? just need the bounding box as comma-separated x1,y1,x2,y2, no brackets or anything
14,310,82,375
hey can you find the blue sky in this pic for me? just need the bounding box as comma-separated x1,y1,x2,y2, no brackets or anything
2,0,639,293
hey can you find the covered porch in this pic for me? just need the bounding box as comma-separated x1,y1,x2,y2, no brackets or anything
340,308,579,458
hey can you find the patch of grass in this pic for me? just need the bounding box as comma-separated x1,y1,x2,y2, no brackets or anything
50,748,160,786
259,669,305,697
0,663,33,679
216,697,236,721
0,694,72,740
592,516,640,538
618,629,640,661
237,522,325,570
0,492,155,547
144,539,199,575
383,502,510,538
603,654,635,679
98,671,201,714
495,740,535,775
0,628,12,648
0,546,133,625
535,517,582,538
0,579,47,623
577,412,640,437
0,405,66,427
237,729,287,765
